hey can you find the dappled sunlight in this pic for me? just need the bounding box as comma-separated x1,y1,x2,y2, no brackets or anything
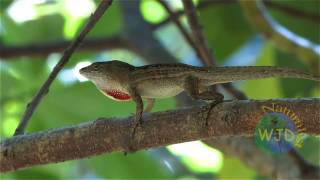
7,0,44,23
62,0,96,39
64,0,95,18
2,117,18,137
140,0,167,24
1,100,23,137
167,141,223,173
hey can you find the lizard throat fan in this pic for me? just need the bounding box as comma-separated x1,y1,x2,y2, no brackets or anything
101,89,131,101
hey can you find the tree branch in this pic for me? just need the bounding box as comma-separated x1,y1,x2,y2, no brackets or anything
13,0,114,135
239,0,320,73
1,98,319,173
0,36,124,59
182,0,215,65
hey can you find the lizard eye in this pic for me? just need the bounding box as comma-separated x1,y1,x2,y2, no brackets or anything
93,64,99,71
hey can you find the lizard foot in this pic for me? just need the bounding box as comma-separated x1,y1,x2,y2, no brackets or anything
130,115,143,140
203,92,224,127
122,114,144,155
197,91,224,102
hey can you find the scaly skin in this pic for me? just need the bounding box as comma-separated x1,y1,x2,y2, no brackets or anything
79,60,319,128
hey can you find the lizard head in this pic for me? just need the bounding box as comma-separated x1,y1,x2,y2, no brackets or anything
79,60,135,89
79,60,135,90
80,60,135,101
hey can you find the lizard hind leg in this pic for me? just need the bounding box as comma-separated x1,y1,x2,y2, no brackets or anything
184,76,224,101
184,76,224,126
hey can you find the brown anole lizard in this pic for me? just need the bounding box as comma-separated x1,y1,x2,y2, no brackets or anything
79,60,319,130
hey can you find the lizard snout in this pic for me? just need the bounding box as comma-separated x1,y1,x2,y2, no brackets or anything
79,66,90,77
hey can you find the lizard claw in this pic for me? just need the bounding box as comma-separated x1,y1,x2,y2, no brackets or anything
204,92,224,127
131,114,143,139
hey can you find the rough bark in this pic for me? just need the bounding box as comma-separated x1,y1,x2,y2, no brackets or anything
1,98,319,173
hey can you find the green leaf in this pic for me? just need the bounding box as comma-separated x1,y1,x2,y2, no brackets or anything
0,59,47,99
199,1,253,61
268,0,320,43
1,161,75,180
242,43,284,99
218,156,257,179
87,152,173,179
87,1,122,38
274,49,316,97
2,14,64,45
0,0,12,12
295,136,320,166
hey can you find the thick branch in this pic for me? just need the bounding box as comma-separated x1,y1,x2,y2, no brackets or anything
0,36,124,59
1,98,319,173
13,0,114,135
239,0,320,73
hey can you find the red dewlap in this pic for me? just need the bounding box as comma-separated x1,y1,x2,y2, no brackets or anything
104,89,131,100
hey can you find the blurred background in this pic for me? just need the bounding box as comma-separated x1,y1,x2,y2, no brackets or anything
0,0,319,179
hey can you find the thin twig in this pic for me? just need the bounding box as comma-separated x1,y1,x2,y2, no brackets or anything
13,0,114,136
182,0,215,65
158,0,202,61
2,98,319,173
181,0,247,99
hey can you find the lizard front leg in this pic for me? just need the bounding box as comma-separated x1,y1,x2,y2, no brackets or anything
128,85,144,138
128,86,143,124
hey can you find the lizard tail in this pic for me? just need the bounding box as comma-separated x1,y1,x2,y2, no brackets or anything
201,66,320,84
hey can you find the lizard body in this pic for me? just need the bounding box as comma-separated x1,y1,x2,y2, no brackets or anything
79,60,319,126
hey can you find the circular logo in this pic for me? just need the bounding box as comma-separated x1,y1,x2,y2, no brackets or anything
254,112,297,154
